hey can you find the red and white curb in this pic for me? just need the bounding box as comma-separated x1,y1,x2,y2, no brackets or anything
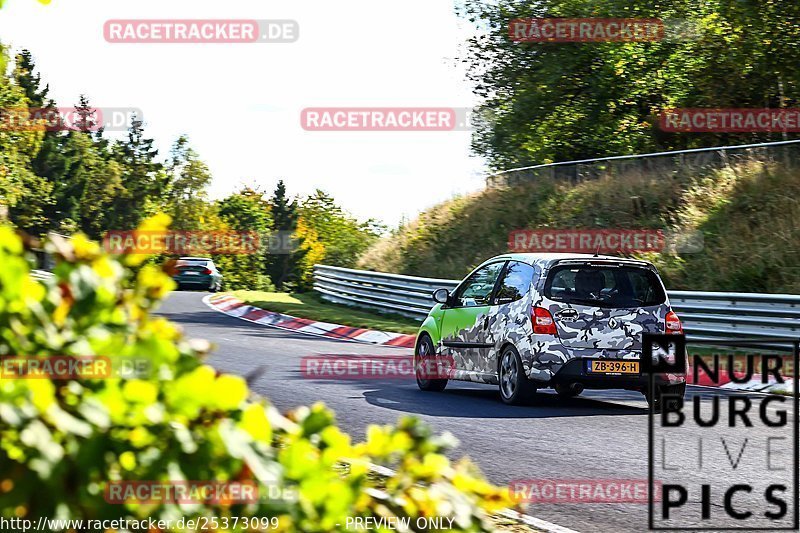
688,372,794,394
204,294,417,348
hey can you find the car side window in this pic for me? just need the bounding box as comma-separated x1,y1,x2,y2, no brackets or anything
494,261,535,304
453,262,505,307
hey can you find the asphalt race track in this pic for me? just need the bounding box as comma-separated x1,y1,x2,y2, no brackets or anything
159,291,797,533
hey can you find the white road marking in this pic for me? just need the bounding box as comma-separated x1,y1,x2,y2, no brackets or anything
357,462,582,533
372,397,401,405
498,509,582,533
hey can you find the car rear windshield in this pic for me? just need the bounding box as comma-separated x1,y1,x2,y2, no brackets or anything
544,264,666,308
177,260,210,268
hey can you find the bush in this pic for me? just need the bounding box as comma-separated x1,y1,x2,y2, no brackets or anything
0,220,510,531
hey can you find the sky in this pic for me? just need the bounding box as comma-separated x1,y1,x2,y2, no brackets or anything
0,0,488,227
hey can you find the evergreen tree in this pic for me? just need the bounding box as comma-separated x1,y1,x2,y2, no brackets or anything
265,180,303,290
13,49,49,108
10,49,81,235
4,47,53,235
72,94,97,133
109,115,165,229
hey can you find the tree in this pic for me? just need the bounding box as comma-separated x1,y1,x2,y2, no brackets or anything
1,45,52,235
109,116,165,229
59,131,124,238
294,189,382,288
218,185,272,233
265,180,303,290
458,0,800,169
13,49,49,108
72,94,97,133
162,135,212,230
12,49,66,236
215,186,275,291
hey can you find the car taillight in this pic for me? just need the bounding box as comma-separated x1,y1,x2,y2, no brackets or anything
665,311,683,334
203,268,212,275
532,306,558,335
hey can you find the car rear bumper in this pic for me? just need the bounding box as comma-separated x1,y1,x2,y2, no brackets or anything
547,357,684,390
173,275,213,286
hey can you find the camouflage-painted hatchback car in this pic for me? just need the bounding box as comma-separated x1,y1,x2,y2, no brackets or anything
414,253,685,407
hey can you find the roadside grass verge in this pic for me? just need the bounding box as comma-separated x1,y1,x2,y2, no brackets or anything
227,290,422,335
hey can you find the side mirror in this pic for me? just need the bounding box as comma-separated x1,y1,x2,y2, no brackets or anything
432,288,450,305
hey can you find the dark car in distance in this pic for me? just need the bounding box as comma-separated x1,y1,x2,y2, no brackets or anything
171,257,223,292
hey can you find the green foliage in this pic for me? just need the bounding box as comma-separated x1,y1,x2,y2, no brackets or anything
294,190,383,290
5,50,166,239
108,116,165,230
162,135,213,231
460,0,800,169
0,48,374,294
299,190,383,267
0,224,510,530
0,46,51,234
215,187,276,292
45,130,125,239
265,180,303,290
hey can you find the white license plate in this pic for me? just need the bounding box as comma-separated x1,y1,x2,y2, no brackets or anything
184,272,199,276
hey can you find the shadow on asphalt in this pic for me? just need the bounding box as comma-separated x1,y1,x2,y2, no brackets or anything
290,379,650,418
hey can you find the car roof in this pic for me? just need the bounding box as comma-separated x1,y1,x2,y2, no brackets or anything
480,252,654,268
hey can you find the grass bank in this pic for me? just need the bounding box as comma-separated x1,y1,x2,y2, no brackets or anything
358,159,800,293
228,290,421,335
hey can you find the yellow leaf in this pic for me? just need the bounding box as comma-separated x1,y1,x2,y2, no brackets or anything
119,451,136,471
214,374,248,410
239,403,272,442
122,380,158,404
72,234,100,260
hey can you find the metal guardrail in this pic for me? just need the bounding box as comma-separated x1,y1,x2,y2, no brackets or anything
30,269,54,281
485,138,800,188
314,265,800,344
314,265,458,319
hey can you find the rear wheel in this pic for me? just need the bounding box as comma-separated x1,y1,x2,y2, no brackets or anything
498,346,535,405
415,335,447,392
